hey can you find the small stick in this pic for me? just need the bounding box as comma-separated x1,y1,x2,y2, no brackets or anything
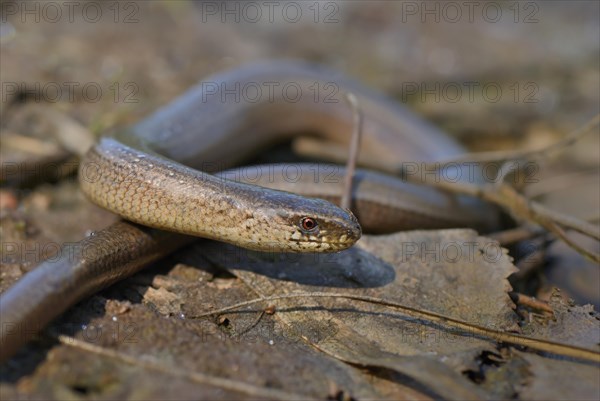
190,292,600,363
436,113,600,166
340,93,363,211
413,178,599,261
231,310,266,338
487,226,544,246
55,335,307,399
509,292,554,314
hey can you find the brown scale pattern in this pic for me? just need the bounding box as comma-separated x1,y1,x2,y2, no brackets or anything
79,138,360,253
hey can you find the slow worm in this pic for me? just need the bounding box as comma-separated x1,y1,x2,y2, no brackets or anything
0,61,499,362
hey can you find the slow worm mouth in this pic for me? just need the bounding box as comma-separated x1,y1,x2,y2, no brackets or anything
288,237,358,246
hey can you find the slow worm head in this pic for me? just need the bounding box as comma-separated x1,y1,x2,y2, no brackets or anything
79,138,361,253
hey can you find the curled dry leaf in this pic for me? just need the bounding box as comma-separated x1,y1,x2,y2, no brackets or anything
198,229,518,399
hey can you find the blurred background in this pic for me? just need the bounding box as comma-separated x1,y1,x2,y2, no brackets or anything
2,1,598,141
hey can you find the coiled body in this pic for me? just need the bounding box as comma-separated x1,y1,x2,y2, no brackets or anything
1,61,499,363
79,61,498,245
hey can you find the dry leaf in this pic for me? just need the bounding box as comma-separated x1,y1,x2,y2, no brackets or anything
198,229,518,399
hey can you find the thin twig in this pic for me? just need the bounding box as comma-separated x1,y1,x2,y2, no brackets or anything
231,310,266,338
341,92,363,211
493,184,600,260
190,292,600,363
56,334,308,399
405,115,600,258
487,226,545,246
436,113,600,166
420,178,599,262
509,292,554,314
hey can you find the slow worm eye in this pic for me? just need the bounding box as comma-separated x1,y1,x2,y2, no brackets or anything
300,217,318,232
